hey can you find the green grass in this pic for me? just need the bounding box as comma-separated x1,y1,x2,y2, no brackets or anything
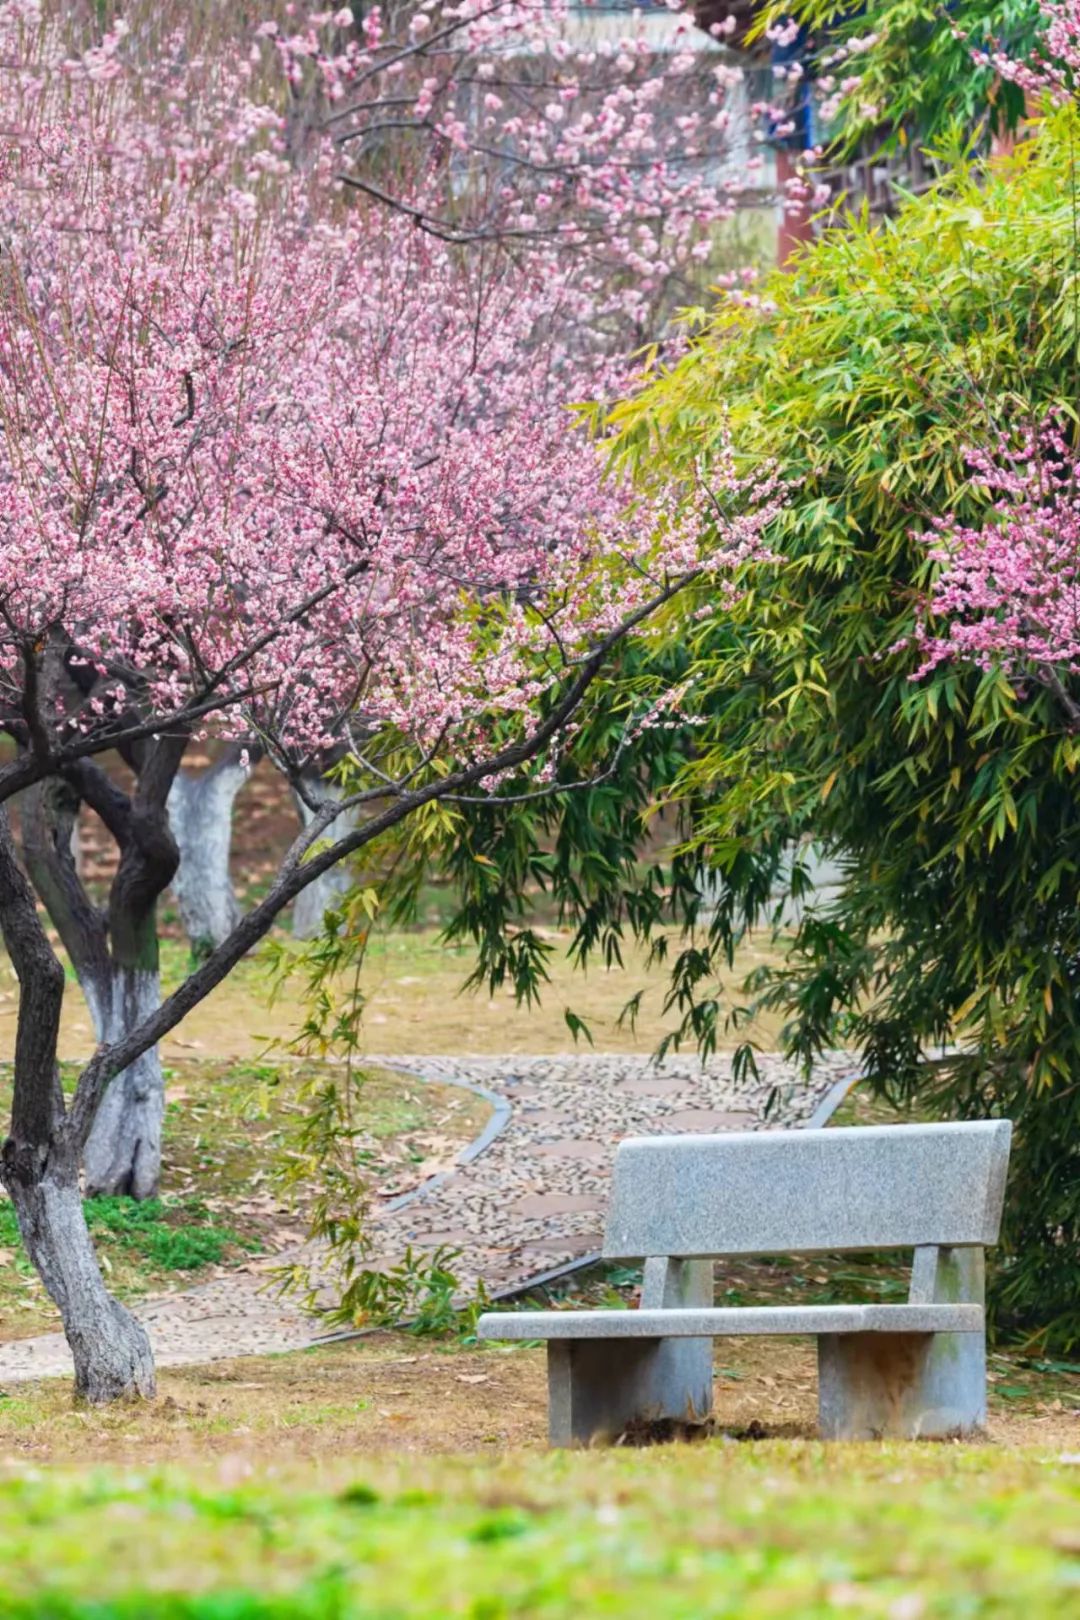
0,1197,256,1280
0,1447,1074,1616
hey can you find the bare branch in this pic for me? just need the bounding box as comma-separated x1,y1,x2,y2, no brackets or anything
171,370,195,428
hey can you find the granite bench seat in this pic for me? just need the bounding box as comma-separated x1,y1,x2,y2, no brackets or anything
477,1120,1013,1446
478,1302,985,1340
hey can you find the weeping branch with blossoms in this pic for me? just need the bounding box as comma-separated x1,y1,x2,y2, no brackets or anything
0,151,780,775
11,0,778,339
0,177,781,1398
909,420,1080,727
890,0,1080,725
971,0,1080,103
0,0,767,1019
0,0,783,756
266,0,762,307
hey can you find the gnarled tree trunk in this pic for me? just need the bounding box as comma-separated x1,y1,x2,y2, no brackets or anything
1,1139,154,1400
21,742,183,1200
0,807,155,1402
168,746,252,956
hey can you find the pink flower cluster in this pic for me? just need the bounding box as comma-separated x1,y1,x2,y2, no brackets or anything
912,420,1080,685
971,0,1080,102
0,2,781,773
264,0,758,319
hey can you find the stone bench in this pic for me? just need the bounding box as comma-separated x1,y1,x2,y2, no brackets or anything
477,1120,1012,1445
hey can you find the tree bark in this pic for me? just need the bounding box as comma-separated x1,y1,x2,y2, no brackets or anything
81,965,163,1200
83,758,179,1197
21,776,167,1198
1,1141,154,1400
0,807,155,1402
21,743,183,1201
292,776,359,939
168,746,253,956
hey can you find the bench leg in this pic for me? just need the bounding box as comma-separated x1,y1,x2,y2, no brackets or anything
547,1337,713,1447
817,1330,986,1440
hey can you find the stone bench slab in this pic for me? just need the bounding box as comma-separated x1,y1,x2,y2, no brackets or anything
476,1122,1012,1443
477,1301,984,1341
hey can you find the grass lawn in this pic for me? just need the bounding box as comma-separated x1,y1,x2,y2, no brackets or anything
0,921,798,1069
350,922,798,1055
0,1446,1076,1618
0,1330,1075,1617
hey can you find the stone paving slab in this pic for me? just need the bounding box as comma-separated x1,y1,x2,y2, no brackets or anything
0,1051,855,1383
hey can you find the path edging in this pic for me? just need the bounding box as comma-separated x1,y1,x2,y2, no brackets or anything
310,1062,515,1343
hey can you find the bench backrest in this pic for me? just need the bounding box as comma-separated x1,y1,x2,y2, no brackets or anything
602,1121,1012,1260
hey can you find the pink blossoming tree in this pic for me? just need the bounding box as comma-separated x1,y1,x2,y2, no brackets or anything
0,2,781,1398
0,0,775,1206
913,420,1080,727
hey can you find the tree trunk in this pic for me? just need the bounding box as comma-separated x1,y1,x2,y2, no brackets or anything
1,1140,155,1401
81,966,163,1200
292,779,360,939
78,735,184,1201
168,749,251,956
18,774,166,1198
0,797,157,1404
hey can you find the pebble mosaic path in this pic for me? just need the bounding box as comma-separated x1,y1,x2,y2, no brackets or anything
0,1051,855,1383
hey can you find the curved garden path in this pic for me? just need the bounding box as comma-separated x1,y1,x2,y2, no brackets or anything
0,1052,855,1383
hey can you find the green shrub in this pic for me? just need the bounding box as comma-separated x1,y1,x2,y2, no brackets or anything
603,110,1080,1350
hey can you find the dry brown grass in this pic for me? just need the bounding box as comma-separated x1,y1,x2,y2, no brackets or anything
0,924,796,1067
0,1331,1073,1471
356,927,796,1056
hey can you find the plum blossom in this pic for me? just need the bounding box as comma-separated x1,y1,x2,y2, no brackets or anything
910,420,1080,699
0,3,783,773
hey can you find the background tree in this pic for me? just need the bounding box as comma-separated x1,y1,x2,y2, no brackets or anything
166,745,256,957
